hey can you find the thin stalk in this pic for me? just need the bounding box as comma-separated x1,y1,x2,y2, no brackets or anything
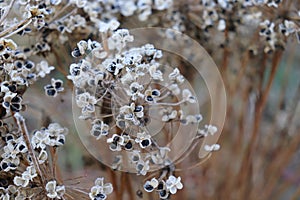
0,0,16,26
120,172,126,200
14,112,46,187
108,169,119,200
237,50,282,199
125,173,135,200
1,18,32,39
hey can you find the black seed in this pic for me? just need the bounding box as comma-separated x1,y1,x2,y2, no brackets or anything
144,184,153,191
141,139,150,147
72,47,81,57
180,119,187,124
134,106,143,112
54,81,62,89
45,85,53,89
27,73,35,79
146,96,153,102
94,193,106,200
24,48,30,53
113,136,120,143
8,85,17,93
6,135,13,141
38,3,46,9
25,62,33,69
92,130,101,137
9,163,16,168
1,162,8,170
15,61,23,68
96,193,105,198
109,65,116,72
137,164,143,171
58,25,64,32
11,103,21,111
125,141,133,150
131,87,138,93
12,96,21,103
47,88,56,96
158,182,164,190
19,144,25,151
58,138,65,144
152,90,160,96
17,30,24,35
3,53,10,59
160,190,167,197
3,102,10,108
36,44,42,50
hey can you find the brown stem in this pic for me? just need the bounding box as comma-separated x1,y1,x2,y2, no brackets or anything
259,131,300,200
237,50,282,198
108,169,120,200
14,113,46,187
125,173,135,200
120,172,126,200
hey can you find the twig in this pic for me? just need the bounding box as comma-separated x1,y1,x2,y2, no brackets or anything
237,50,282,199
14,112,46,187
108,168,119,200
125,173,135,200
0,0,16,26
0,18,32,38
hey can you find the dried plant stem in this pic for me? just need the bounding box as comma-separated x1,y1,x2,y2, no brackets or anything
52,48,69,77
124,173,135,200
221,28,229,74
101,32,109,53
0,18,32,38
14,113,46,187
50,147,63,183
48,3,74,24
230,30,260,95
108,169,120,200
0,0,16,25
238,50,282,199
120,172,126,200
258,53,268,92
260,132,300,200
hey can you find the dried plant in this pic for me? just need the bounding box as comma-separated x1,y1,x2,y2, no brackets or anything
0,0,299,200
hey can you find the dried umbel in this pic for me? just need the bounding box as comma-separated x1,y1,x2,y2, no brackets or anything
69,25,225,198
1,0,298,199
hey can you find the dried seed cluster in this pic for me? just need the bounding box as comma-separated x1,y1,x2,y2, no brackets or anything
1,0,298,199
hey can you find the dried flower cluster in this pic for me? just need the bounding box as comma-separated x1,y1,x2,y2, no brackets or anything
0,0,299,199
69,27,215,197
